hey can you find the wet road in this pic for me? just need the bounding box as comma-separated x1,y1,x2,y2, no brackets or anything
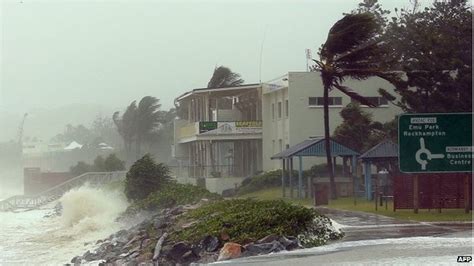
316,207,473,241
217,208,473,265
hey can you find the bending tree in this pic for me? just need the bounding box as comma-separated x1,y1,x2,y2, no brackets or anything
135,96,162,159
207,66,244,88
113,101,138,161
380,0,472,112
312,13,400,199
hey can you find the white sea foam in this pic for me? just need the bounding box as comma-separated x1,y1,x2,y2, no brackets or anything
0,184,128,265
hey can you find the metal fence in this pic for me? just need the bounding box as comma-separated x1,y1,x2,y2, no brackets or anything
0,171,127,212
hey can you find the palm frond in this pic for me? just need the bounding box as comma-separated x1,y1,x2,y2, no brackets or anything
333,83,377,107
207,66,244,88
321,13,380,59
334,40,386,69
339,69,404,84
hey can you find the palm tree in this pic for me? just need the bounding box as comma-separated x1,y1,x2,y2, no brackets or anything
113,101,138,161
135,96,162,159
207,66,244,88
312,13,400,199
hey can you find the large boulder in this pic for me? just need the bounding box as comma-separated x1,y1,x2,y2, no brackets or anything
166,242,200,263
243,240,285,256
200,235,220,252
217,242,242,261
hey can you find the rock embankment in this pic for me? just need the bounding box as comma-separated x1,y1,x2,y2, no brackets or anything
70,201,343,265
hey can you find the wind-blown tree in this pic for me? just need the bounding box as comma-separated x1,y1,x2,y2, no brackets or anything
113,101,138,160
333,103,389,153
379,0,472,112
207,66,244,88
135,96,162,159
311,13,400,199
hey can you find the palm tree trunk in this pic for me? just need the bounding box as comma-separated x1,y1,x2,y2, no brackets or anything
323,85,337,200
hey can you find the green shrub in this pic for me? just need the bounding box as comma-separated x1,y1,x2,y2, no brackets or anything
124,154,171,201
237,170,298,195
305,163,344,177
171,199,319,244
104,154,125,171
70,161,93,176
137,182,222,210
69,153,126,176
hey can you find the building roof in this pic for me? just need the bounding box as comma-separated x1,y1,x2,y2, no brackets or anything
359,140,398,161
64,141,83,150
271,137,359,159
175,83,261,102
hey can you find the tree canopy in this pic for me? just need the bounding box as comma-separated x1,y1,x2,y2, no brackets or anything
124,154,171,201
363,0,472,112
207,66,244,88
333,103,395,152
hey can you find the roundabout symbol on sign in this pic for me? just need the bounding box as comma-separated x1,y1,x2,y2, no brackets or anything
415,137,445,170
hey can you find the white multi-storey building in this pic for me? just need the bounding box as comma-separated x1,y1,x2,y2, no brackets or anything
262,71,402,171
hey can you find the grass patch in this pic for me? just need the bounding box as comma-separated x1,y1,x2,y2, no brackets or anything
171,199,340,247
127,182,222,212
238,187,313,206
327,197,473,222
238,187,472,222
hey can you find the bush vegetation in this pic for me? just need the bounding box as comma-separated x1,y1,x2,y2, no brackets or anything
171,199,333,246
69,153,125,176
124,154,171,201
136,182,222,210
237,164,345,195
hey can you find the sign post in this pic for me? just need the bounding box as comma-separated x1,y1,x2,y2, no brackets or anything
398,113,472,213
398,113,472,173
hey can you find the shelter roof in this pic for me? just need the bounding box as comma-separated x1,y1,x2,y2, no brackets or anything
359,140,398,161
271,137,359,159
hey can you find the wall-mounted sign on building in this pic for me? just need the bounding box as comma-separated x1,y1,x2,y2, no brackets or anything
398,113,472,173
199,121,262,135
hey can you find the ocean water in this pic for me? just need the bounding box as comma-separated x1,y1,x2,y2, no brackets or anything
0,185,128,265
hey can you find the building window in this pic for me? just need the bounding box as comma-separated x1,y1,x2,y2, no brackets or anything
272,140,275,154
272,103,275,120
351,97,388,107
285,100,289,117
309,97,342,106
278,102,282,118
279,139,283,152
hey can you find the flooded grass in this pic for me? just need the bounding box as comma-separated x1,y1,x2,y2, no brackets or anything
238,187,472,222
327,197,472,222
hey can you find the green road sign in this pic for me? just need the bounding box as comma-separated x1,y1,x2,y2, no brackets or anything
398,113,472,173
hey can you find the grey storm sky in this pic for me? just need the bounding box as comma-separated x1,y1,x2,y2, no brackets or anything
1,0,425,113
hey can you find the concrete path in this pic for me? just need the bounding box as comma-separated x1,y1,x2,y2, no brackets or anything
316,207,473,241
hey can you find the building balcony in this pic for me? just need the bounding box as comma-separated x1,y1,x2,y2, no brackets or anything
175,120,263,143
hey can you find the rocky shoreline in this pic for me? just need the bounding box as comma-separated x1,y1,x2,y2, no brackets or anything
68,200,343,265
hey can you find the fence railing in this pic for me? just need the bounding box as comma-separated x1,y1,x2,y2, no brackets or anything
169,164,258,179
0,171,127,212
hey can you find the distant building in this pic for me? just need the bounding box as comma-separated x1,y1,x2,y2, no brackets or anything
173,83,263,182
261,72,402,171
22,140,113,172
